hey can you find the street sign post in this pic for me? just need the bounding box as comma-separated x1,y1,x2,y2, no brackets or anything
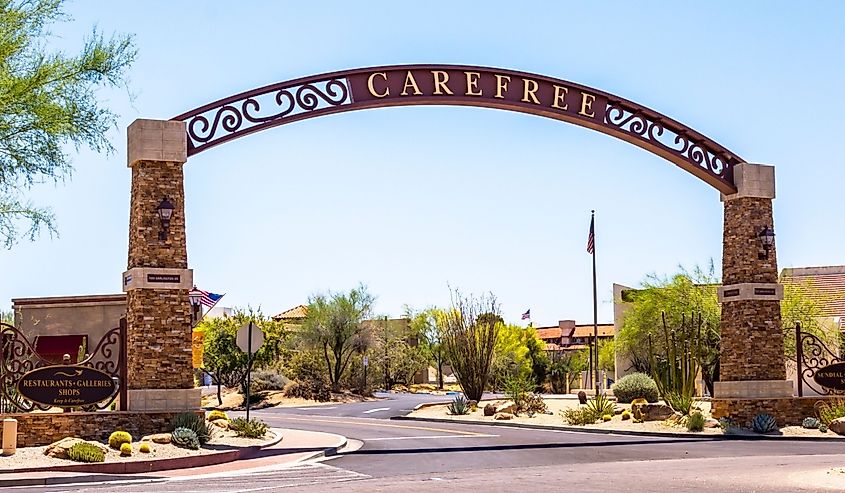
236,321,265,421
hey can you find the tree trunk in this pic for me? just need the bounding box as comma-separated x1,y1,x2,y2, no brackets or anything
437,358,444,390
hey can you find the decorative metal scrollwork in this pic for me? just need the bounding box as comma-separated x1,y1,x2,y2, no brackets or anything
796,325,845,396
176,77,351,155
604,101,734,181
0,323,125,412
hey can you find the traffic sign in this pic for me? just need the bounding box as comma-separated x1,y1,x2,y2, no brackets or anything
236,322,264,354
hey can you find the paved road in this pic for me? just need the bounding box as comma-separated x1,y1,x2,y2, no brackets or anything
14,397,845,492
256,391,454,419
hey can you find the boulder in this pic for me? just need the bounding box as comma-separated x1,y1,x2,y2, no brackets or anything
704,418,721,429
483,403,497,416
494,412,514,420
141,433,172,444
467,400,478,410
211,419,229,429
829,417,845,435
634,403,674,422
44,437,84,459
578,391,587,405
496,402,517,414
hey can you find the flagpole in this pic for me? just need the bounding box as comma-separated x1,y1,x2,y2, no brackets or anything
591,210,599,395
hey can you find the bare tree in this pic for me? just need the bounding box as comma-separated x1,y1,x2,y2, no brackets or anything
442,290,500,401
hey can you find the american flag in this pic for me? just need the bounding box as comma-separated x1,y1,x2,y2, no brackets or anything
190,287,224,308
586,214,595,254
521,309,531,320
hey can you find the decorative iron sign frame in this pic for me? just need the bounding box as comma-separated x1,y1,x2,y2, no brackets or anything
0,321,127,412
795,321,845,396
174,65,743,194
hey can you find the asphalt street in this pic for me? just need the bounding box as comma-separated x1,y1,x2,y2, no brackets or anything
13,395,845,492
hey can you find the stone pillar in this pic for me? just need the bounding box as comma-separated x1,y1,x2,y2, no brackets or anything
123,119,200,411
714,163,792,399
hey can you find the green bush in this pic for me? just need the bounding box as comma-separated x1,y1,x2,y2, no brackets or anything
611,372,659,403
283,378,331,402
119,442,132,456
249,369,291,392
816,398,845,425
67,442,105,463
229,418,269,439
171,412,213,444
108,430,132,450
560,407,595,426
447,395,470,415
686,410,705,432
207,410,228,422
171,427,200,450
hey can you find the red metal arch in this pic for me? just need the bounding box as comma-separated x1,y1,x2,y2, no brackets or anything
173,65,742,194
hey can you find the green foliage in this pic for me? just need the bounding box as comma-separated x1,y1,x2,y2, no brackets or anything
547,349,588,394
171,412,212,445
207,410,228,422
751,413,778,433
598,339,615,374
300,284,374,391
249,369,290,393
611,372,659,403
585,393,617,422
560,407,595,426
229,418,269,439
66,442,104,463
0,0,136,247
138,442,151,453
621,410,631,421
108,430,131,450
648,312,702,415
119,442,132,456
442,290,500,402
802,417,820,429
782,278,842,359
283,378,331,402
171,427,200,450
369,316,428,390
406,306,449,389
503,372,534,413
491,323,548,391
447,395,470,415
816,398,845,426
686,410,705,432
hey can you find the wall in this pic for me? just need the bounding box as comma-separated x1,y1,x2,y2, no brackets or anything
12,295,126,352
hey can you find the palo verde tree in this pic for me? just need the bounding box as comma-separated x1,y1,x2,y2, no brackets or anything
300,284,374,392
442,290,501,402
368,316,427,390
0,0,136,247
406,306,449,389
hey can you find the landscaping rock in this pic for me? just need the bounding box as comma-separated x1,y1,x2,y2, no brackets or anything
578,391,587,404
494,412,514,420
142,433,172,444
496,402,517,414
704,418,721,429
828,418,845,435
44,437,84,459
483,403,496,416
635,403,674,421
211,418,229,429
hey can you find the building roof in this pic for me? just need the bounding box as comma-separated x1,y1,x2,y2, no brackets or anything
572,324,615,338
272,304,308,321
536,327,563,340
781,266,845,318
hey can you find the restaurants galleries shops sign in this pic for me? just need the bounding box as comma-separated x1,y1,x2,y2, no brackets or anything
17,366,116,407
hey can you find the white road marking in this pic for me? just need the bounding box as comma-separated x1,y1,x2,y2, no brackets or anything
361,407,391,414
361,434,498,441
296,406,337,410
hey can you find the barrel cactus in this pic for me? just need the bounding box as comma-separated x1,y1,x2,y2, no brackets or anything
67,442,105,463
108,430,132,450
751,413,778,433
171,427,200,450
802,417,820,429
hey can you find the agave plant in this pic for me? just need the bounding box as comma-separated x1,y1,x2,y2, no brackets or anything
585,393,616,422
447,395,470,415
751,413,778,434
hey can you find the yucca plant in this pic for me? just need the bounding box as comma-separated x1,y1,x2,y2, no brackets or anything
585,393,616,422
447,395,470,415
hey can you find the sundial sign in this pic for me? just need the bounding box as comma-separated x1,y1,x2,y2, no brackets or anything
17,366,116,407
813,362,845,391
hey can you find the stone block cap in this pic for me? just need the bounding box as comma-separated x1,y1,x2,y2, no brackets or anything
722,162,775,201
127,119,187,167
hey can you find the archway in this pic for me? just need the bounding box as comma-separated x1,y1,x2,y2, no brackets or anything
122,65,789,423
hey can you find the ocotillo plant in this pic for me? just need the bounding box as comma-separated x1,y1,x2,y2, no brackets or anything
648,312,703,415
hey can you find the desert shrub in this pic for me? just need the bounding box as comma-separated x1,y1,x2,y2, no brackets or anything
108,431,132,450
686,410,705,432
119,442,132,456
67,442,105,463
524,393,547,414
171,412,213,444
611,372,659,403
229,418,269,439
585,393,616,422
249,369,290,393
503,373,533,412
447,395,470,415
561,407,595,426
207,410,228,422
171,427,200,450
816,398,845,425
139,442,151,453
283,378,331,402
621,410,632,421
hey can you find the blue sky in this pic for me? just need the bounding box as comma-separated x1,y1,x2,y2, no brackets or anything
1,1,843,326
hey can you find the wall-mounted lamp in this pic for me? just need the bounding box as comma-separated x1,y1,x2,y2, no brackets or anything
188,286,203,327
758,226,775,259
156,197,175,240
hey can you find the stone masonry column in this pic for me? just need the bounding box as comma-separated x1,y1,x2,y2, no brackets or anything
122,119,200,411
715,163,792,399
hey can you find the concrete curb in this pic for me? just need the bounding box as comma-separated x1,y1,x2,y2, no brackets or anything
392,415,845,442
